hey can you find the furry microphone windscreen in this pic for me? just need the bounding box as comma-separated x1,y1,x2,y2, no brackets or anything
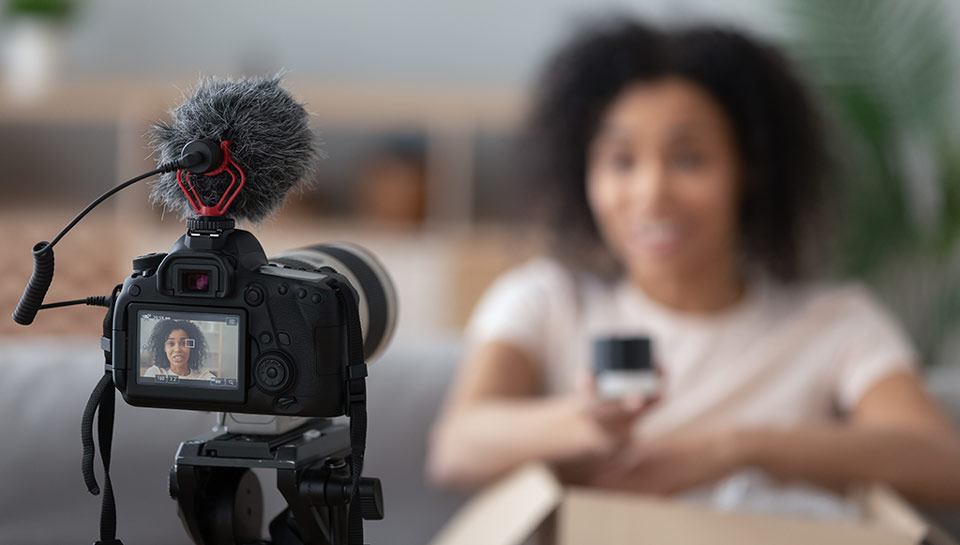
149,75,319,223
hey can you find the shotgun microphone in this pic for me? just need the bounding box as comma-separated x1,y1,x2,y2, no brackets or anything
149,75,320,223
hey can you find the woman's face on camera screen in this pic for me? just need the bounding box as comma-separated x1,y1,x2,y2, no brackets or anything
164,329,191,366
587,77,741,282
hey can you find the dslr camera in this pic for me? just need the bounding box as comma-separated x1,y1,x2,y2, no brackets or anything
112,215,396,418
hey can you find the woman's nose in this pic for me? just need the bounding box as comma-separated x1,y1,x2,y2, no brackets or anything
629,162,670,210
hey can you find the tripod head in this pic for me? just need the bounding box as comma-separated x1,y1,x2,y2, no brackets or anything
171,418,383,545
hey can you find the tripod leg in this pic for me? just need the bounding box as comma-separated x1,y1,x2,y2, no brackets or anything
269,509,304,545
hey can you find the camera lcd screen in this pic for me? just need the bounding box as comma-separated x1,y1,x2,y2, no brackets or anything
136,310,241,390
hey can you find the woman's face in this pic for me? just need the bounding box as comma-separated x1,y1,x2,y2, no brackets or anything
164,329,191,367
587,77,742,283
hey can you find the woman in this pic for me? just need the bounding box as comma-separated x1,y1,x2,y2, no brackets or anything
144,319,215,380
428,18,960,505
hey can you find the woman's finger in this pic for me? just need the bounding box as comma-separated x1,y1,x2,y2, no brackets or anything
575,369,597,398
591,393,659,422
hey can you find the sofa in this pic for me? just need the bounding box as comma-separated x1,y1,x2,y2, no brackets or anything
0,335,468,545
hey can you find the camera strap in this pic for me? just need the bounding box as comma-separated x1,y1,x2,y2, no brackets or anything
81,287,123,545
82,373,121,545
331,278,368,545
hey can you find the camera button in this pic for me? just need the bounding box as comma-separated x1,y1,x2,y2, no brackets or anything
244,286,264,306
259,332,272,345
277,396,298,411
296,288,307,299
278,284,289,295
129,285,141,296
311,294,322,304
278,332,291,346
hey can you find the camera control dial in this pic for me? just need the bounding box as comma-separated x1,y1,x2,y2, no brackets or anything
255,353,294,393
132,253,167,275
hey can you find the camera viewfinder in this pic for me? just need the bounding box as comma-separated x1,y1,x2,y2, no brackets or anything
182,270,211,293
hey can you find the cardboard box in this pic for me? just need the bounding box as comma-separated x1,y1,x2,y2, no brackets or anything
431,464,959,545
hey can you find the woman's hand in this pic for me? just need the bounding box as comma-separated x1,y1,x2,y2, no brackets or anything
584,430,743,495
553,372,659,484
573,370,661,454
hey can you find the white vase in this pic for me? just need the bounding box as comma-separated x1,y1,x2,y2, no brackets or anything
1,18,64,103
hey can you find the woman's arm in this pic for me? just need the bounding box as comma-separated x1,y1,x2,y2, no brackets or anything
590,371,960,505
428,340,649,489
739,371,960,504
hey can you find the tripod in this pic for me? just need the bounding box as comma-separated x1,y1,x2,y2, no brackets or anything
170,418,383,545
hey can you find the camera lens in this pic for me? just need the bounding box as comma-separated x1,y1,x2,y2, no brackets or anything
272,244,397,363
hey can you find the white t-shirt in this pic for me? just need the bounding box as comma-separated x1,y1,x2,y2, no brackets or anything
466,258,917,439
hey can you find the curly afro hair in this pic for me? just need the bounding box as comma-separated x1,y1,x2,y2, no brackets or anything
147,319,208,371
521,16,828,282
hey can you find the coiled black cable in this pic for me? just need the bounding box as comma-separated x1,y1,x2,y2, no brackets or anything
10,162,184,326
12,242,55,325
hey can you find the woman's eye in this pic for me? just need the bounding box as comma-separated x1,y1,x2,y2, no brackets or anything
609,152,635,172
670,150,705,169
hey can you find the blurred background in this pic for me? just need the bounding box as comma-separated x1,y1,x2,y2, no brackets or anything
2,0,960,543
3,0,960,357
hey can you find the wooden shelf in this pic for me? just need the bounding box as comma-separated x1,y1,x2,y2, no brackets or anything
0,77,526,128
0,77,529,227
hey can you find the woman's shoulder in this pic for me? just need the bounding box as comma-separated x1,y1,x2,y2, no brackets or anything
492,257,614,297
763,279,902,330
467,257,585,346
484,256,622,313
770,280,918,408
476,258,566,305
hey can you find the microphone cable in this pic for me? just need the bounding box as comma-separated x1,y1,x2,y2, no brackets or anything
12,148,213,325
